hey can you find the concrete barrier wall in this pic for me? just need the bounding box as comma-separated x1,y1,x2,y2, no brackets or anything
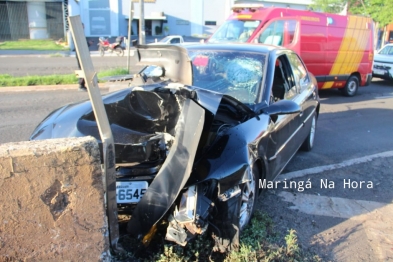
0,137,110,261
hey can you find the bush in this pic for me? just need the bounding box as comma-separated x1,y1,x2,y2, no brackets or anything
155,26,162,35
114,211,322,262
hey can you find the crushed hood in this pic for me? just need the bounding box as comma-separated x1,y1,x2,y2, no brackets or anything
30,85,222,164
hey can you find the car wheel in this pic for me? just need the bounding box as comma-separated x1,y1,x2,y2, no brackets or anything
115,47,124,56
238,164,258,231
342,75,359,97
301,112,316,151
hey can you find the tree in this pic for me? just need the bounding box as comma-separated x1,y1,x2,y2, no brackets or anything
311,0,393,27
309,0,347,13
163,25,169,36
311,0,393,48
349,0,393,26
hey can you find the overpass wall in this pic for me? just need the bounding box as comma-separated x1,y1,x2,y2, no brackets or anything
0,137,110,261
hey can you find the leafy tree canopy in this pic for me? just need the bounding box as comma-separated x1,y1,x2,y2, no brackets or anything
310,0,393,26
310,0,346,13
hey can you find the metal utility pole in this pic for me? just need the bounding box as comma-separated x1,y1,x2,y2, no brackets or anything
127,2,134,71
68,15,120,251
139,0,145,45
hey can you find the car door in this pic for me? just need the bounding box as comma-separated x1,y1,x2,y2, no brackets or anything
265,53,301,178
287,52,318,147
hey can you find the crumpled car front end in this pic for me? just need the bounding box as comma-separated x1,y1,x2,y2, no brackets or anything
30,81,262,251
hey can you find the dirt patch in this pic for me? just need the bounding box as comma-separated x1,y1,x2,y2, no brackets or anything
256,156,393,261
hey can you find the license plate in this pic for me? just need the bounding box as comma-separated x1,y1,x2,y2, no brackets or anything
373,69,386,75
116,181,148,203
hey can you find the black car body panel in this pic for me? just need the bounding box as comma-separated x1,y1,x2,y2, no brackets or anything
30,43,320,251
128,99,205,237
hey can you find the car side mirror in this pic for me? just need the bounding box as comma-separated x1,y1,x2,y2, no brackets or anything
143,65,165,78
263,100,300,115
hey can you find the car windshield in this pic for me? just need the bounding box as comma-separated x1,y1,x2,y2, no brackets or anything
208,20,260,43
188,50,265,105
378,45,393,55
159,36,171,43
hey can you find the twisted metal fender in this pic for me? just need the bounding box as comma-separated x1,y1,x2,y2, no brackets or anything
127,99,205,237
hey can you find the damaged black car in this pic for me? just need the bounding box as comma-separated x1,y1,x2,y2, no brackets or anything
30,43,320,251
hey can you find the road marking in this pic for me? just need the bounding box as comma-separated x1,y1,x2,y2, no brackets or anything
279,150,393,180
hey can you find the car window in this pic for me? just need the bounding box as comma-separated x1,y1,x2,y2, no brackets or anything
379,45,393,55
288,53,310,91
284,20,298,45
159,36,170,43
256,19,298,46
270,55,297,103
208,20,261,43
188,50,266,105
170,38,180,44
258,20,284,46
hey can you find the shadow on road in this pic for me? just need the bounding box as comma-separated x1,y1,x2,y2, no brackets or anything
318,79,393,105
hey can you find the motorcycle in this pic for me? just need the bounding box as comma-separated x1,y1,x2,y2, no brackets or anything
98,36,124,56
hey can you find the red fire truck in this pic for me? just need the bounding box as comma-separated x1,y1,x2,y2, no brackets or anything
208,3,374,96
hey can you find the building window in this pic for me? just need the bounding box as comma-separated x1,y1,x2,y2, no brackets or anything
90,11,110,35
88,0,110,36
176,20,189,25
205,21,216,26
88,0,109,9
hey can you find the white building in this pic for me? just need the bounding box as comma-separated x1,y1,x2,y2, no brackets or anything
0,0,65,41
0,0,314,41
69,0,313,38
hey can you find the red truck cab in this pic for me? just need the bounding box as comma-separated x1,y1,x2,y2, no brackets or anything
208,4,374,96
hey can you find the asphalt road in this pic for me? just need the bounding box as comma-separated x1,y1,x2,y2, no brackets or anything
0,72,392,261
288,80,393,170
1,79,392,170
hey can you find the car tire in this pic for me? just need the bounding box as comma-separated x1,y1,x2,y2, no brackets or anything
342,75,359,97
115,47,124,56
238,164,259,232
301,112,317,151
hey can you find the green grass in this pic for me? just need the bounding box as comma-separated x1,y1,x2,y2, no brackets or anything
98,68,130,78
114,211,322,262
0,39,69,51
0,68,130,87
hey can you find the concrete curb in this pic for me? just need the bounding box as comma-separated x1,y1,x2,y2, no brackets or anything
0,50,70,57
0,84,108,93
0,50,102,58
